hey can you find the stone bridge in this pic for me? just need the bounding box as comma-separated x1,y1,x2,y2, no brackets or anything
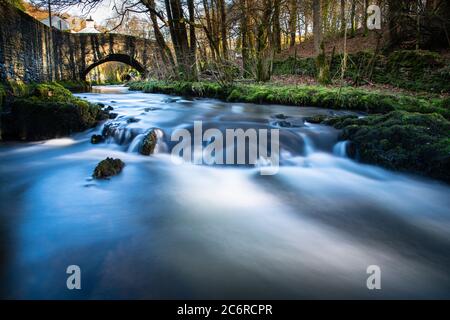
0,2,158,83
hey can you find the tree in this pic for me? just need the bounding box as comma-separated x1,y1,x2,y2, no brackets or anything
288,0,298,47
312,0,321,54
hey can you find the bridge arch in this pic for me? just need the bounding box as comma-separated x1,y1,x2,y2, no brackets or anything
82,54,146,81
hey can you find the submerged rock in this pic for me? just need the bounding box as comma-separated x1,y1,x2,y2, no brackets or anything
93,158,125,179
276,120,292,128
274,113,289,120
140,130,158,155
127,117,140,123
90,134,104,144
109,112,118,119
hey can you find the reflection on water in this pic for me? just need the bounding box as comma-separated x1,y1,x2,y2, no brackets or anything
0,85,449,299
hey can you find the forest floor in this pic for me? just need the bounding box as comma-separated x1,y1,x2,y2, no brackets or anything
278,27,450,59
278,28,387,59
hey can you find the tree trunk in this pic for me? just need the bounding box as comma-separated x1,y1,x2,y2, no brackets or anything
164,0,196,80
218,0,228,59
187,0,197,79
363,0,369,36
313,0,321,54
144,0,175,76
289,0,298,47
273,0,282,53
240,0,251,77
350,0,356,37
202,0,217,61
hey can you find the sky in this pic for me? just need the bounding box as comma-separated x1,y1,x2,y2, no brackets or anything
64,0,116,24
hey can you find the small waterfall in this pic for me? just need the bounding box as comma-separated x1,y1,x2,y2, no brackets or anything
333,141,348,157
127,128,167,154
127,133,146,153
300,133,315,156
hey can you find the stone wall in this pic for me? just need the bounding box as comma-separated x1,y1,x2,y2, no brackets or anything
0,2,157,83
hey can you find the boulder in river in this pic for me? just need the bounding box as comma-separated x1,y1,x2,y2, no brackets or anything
109,112,118,119
276,120,292,128
90,134,104,144
140,130,158,155
274,113,289,120
93,158,125,179
305,114,328,124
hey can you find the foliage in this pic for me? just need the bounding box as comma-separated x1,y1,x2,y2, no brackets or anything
7,0,25,10
273,50,450,93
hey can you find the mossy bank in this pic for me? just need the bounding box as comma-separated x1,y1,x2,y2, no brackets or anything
323,111,450,183
0,81,107,141
128,80,449,119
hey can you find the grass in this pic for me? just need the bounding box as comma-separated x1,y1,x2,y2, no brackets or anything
128,80,449,120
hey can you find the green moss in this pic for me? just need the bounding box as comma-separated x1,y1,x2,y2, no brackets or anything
140,130,157,155
128,80,449,119
93,158,125,179
327,111,450,183
1,82,106,141
56,80,92,93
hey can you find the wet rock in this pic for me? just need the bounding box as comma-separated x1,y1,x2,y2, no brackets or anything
140,130,158,155
144,107,160,112
274,113,289,120
305,114,328,124
127,117,140,123
276,120,292,128
102,121,121,137
96,110,110,121
105,105,114,111
109,112,118,119
93,157,125,179
90,134,104,144
97,103,105,108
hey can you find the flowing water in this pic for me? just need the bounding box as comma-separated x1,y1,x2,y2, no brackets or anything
0,85,449,299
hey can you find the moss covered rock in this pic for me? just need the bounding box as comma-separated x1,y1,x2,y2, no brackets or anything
93,158,125,179
328,111,450,183
1,82,107,141
140,130,158,156
91,134,104,144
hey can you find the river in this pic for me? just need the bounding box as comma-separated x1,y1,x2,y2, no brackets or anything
0,85,449,299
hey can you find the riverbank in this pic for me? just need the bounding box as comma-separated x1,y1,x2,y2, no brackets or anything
0,81,107,141
128,80,449,119
128,80,450,183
